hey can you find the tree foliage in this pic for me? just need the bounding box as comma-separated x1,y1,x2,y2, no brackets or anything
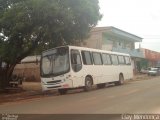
0,0,102,88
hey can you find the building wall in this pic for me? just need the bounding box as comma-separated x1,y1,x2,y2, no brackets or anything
81,31,103,49
13,63,40,82
144,49,160,61
131,58,136,75
101,34,135,51
141,48,160,67
102,39,113,51
82,32,135,52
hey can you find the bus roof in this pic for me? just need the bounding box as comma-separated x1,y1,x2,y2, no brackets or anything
42,45,130,56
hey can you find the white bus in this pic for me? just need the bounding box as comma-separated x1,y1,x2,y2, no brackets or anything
40,46,133,94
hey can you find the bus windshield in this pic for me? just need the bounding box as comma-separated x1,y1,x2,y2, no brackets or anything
41,47,69,77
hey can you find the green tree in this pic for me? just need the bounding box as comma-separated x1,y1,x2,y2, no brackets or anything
0,0,102,89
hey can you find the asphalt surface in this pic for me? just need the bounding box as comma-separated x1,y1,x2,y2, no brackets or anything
0,77,160,115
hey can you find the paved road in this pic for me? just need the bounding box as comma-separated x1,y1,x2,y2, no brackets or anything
0,77,160,114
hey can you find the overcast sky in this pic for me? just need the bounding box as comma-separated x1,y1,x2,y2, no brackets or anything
97,0,160,52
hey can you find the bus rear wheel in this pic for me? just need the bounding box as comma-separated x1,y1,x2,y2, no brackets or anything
84,76,93,91
115,74,124,86
58,89,68,95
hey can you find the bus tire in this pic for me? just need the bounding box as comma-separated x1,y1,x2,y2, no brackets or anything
84,76,93,91
97,83,106,89
115,74,124,86
58,89,67,95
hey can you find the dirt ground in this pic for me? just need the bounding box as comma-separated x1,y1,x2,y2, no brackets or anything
0,82,58,104
23,82,42,91
0,74,157,104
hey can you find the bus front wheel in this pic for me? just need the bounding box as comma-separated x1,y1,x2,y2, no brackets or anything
84,76,93,91
58,89,68,95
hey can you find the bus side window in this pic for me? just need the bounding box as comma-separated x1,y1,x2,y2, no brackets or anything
71,50,82,72
81,51,93,65
92,52,103,65
118,55,125,65
124,56,131,65
111,55,119,65
102,53,112,65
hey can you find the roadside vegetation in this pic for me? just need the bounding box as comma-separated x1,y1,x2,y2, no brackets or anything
0,0,102,90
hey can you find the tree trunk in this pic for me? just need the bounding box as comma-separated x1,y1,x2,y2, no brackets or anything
7,64,17,81
0,63,17,90
0,67,3,89
0,68,7,89
0,33,42,90
0,59,3,89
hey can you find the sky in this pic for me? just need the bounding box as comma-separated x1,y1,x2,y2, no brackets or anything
97,0,160,52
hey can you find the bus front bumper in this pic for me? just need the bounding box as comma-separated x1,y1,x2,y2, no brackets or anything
41,80,73,91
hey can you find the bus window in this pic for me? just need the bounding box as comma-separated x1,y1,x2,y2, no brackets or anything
124,56,131,65
41,47,70,77
118,56,125,64
41,56,52,75
111,55,119,65
92,52,103,65
71,50,82,72
81,51,93,65
102,53,112,65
